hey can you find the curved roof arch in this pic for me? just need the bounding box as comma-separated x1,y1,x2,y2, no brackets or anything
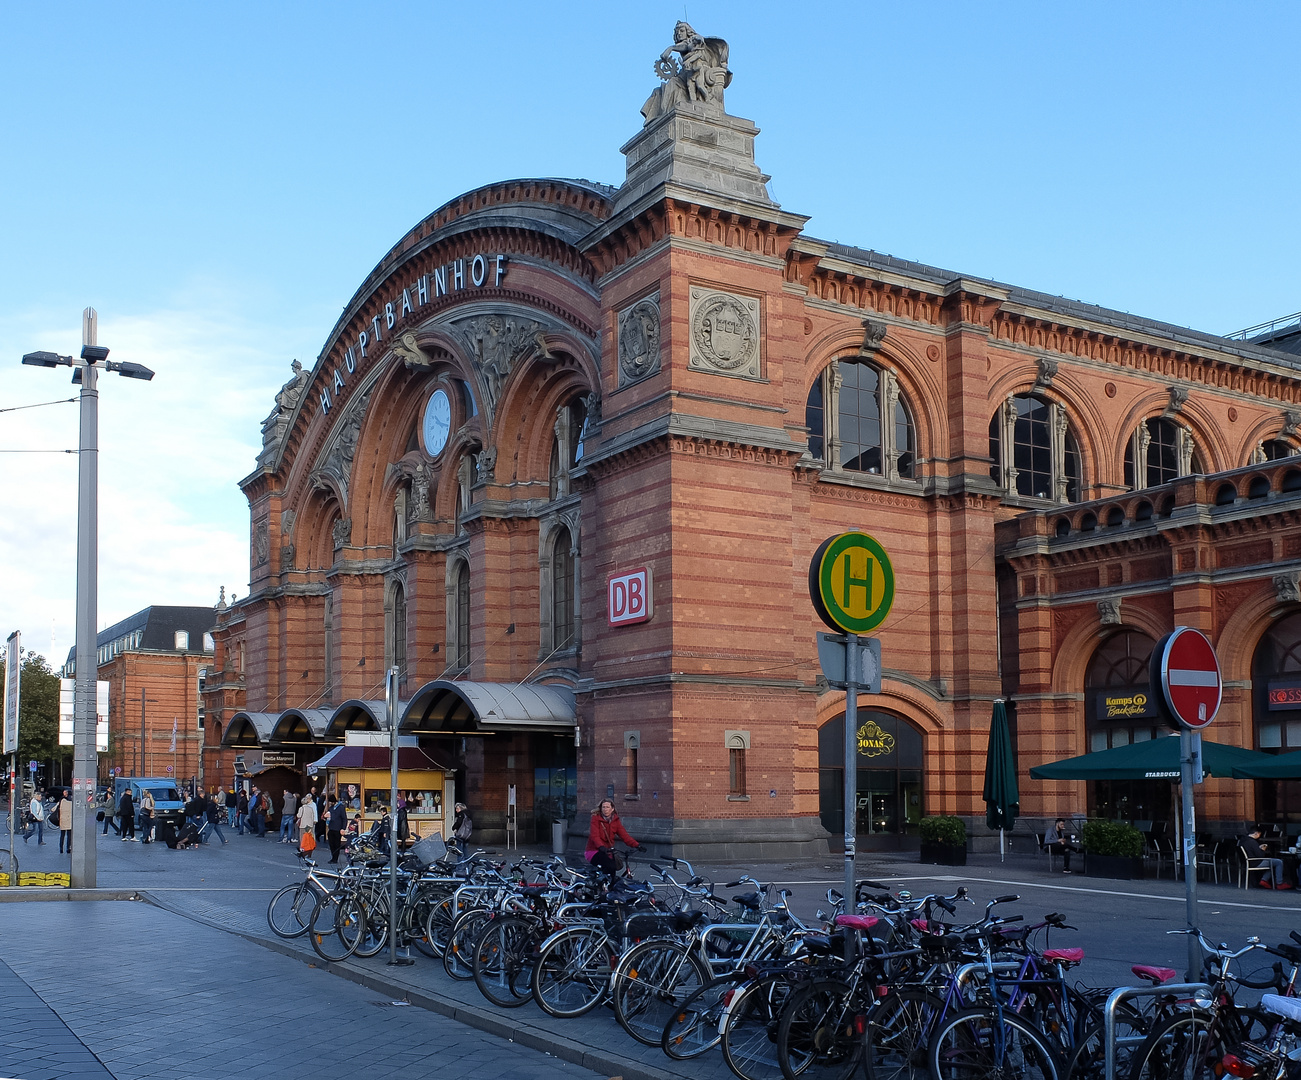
274,708,333,744
223,711,279,747
326,699,397,740
401,681,575,734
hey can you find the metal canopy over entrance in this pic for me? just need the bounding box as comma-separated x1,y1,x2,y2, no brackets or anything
272,707,332,744
223,711,279,748
326,699,397,739
401,680,575,733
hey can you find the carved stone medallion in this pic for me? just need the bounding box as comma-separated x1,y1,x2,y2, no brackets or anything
618,293,661,386
688,288,760,379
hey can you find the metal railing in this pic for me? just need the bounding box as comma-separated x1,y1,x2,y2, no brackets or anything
1103,981,1211,1080
1226,311,1301,342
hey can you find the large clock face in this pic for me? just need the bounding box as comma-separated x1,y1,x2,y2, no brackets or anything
422,388,451,457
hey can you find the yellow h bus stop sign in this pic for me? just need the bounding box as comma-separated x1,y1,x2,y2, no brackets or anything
809,532,895,635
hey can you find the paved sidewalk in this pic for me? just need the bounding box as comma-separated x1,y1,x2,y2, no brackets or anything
0,901,604,1080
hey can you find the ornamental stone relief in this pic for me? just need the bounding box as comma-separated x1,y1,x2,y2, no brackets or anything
688,287,760,380
618,293,661,387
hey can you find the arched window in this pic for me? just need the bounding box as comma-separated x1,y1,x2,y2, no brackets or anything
1124,417,1201,490
551,527,575,650
454,562,471,670
1254,439,1299,464
323,595,334,703
390,583,407,679
988,393,1081,502
805,359,915,480
549,398,588,500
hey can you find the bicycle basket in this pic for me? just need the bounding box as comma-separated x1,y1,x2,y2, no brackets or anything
408,834,448,868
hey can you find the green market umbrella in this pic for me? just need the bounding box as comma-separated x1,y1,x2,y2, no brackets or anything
1230,749,1301,780
983,700,1019,861
1029,736,1274,781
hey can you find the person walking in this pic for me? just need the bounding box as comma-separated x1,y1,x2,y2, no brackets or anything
314,790,327,843
395,794,411,850
296,793,317,846
236,788,248,834
99,788,118,836
23,788,46,844
139,788,156,843
224,787,237,828
247,787,265,837
279,790,298,843
326,794,346,864
57,789,73,854
452,802,473,844
203,794,228,845
118,788,137,841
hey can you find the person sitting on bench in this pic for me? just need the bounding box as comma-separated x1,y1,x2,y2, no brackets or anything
1045,818,1082,873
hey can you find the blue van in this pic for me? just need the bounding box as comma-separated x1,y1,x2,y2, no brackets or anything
113,777,186,830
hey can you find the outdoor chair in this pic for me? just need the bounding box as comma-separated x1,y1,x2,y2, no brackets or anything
1238,842,1273,889
1143,831,1173,878
1035,832,1060,872
1201,839,1235,884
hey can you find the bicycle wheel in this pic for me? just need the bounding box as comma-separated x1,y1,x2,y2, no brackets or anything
1065,999,1151,1080
724,973,805,1080
929,1006,1062,1080
866,988,944,1080
351,885,389,958
308,892,365,963
444,908,493,980
1127,1009,1219,1080
473,915,538,1009
531,925,612,1019
663,973,746,1060
424,895,459,958
266,881,318,939
612,939,709,1046
775,977,863,1080
408,885,448,959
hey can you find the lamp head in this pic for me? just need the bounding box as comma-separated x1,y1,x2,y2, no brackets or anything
108,361,155,381
22,351,63,368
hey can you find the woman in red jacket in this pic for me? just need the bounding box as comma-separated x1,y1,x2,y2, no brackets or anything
585,798,639,876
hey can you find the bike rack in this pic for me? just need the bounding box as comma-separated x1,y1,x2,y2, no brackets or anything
1103,982,1211,1080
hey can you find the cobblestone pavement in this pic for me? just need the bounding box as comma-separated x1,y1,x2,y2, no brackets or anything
0,900,605,1080
4,813,1301,1079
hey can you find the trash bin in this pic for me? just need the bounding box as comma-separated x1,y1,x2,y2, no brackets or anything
551,820,566,855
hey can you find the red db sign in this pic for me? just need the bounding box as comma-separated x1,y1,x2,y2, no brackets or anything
608,567,653,627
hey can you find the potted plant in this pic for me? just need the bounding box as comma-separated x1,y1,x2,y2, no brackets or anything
1082,820,1145,879
919,815,968,866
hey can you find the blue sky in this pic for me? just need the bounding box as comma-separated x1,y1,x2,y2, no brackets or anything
2,1,1299,665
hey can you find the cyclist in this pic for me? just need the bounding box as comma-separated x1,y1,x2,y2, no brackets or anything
585,798,640,876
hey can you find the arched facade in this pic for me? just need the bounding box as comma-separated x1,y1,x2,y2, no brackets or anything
202,25,1301,851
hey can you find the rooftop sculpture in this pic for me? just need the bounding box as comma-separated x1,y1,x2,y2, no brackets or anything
642,22,732,124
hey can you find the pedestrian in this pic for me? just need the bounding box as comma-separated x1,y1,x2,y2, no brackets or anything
139,788,156,843
99,788,118,836
248,787,265,837
326,794,346,864
315,789,327,843
584,798,640,877
22,788,45,844
395,796,410,851
57,789,73,854
203,794,228,845
119,788,137,841
452,802,473,844
236,788,248,834
224,786,237,827
279,790,298,843
295,792,317,845
376,807,392,857
184,790,206,832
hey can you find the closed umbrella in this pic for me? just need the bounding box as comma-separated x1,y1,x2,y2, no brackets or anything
983,699,1019,862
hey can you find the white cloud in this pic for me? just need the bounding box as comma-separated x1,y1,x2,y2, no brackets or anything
0,290,314,666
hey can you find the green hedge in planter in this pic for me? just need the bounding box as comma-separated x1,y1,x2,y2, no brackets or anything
919,815,967,847
1082,820,1143,858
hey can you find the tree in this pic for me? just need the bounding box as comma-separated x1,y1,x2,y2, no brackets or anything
1,651,66,781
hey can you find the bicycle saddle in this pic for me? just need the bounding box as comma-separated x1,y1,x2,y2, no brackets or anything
1261,994,1301,1024
1043,948,1085,965
1131,964,1177,984
835,914,880,932
731,892,762,910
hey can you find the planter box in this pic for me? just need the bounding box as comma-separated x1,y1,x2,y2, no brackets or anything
1084,854,1144,880
920,841,967,866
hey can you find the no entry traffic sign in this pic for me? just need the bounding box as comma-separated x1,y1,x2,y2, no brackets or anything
1154,627,1222,730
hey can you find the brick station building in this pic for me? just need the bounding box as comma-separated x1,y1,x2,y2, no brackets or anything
204,26,1301,853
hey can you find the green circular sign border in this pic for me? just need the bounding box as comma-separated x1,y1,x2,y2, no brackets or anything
811,531,895,634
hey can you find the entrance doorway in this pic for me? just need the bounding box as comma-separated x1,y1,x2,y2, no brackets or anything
818,711,924,851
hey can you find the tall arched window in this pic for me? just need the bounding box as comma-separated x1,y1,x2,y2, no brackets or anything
549,398,588,500
551,527,575,650
1253,612,1301,824
988,393,1081,502
454,562,471,670
391,583,407,679
1253,438,1300,464
1124,417,1201,490
323,595,334,703
805,358,915,479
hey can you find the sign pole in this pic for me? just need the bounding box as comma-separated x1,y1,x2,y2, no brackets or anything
385,666,411,966
4,631,20,886
1180,728,1200,981
844,633,859,910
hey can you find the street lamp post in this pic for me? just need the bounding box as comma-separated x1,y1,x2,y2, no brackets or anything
22,308,153,888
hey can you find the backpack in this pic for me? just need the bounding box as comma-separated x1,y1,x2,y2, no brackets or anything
48,804,60,828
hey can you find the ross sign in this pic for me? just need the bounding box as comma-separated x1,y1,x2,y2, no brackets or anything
608,567,653,627
809,533,895,635
1267,679,1301,711
261,751,297,766
1093,688,1158,722
4,631,19,755
1154,627,1222,730
856,719,896,758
